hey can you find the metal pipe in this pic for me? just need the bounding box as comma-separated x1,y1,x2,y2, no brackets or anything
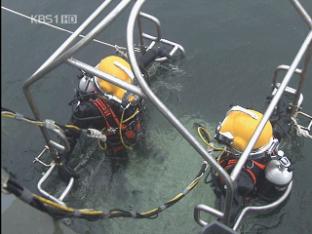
127,0,234,224
29,0,113,80
67,57,145,97
25,0,130,85
22,0,112,145
37,163,65,205
233,182,293,231
194,204,224,226
272,65,302,88
139,12,162,42
23,0,131,146
33,145,51,167
47,124,71,153
292,42,312,114
142,33,186,54
59,177,75,201
231,31,312,182
38,162,74,204
137,14,146,54
48,0,132,72
290,0,312,29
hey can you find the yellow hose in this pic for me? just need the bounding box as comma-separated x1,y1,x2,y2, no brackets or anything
196,125,225,152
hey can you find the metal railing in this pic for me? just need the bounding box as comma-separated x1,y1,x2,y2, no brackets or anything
21,0,311,230
22,0,185,205
193,0,312,231
126,0,234,224
22,0,135,204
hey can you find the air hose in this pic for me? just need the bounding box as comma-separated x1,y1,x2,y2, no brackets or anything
193,122,226,152
1,161,208,221
1,108,106,142
193,122,226,184
2,107,209,220
119,105,141,150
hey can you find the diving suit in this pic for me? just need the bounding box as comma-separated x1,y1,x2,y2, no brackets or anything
59,48,170,178
209,106,293,222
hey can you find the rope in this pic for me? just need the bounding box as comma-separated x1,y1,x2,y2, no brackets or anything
291,114,312,139
1,6,140,52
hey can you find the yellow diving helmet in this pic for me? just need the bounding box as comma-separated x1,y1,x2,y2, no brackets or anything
95,55,135,103
215,106,273,154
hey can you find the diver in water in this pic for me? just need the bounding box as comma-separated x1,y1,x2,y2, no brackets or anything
201,105,293,222
60,48,170,177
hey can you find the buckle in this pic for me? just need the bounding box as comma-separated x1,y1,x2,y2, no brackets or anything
245,160,254,169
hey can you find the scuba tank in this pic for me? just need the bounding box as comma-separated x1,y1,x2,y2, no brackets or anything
259,150,293,201
265,150,293,189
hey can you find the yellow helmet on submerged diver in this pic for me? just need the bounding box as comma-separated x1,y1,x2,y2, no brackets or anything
216,106,273,153
95,55,135,103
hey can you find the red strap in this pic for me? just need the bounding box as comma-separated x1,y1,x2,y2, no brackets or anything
228,159,238,165
91,99,112,129
100,99,123,128
92,98,124,129
252,160,266,170
224,159,238,170
223,158,257,184
244,168,257,184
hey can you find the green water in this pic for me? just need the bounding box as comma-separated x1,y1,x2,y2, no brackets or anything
2,0,312,233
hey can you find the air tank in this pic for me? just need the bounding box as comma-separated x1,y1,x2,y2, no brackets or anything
265,151,293,188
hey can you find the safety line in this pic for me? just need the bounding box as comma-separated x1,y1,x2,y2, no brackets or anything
1,6,140,52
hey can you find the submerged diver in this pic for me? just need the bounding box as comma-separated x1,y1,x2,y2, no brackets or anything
60,48,170,177
200,105,293,221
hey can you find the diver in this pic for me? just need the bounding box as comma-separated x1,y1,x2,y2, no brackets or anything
60,47,170,177
199,105,293,221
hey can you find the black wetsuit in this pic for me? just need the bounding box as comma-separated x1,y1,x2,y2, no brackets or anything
211,152,285,225
64,48,170,158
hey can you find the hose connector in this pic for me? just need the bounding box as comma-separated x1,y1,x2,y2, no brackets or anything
85,128,107,142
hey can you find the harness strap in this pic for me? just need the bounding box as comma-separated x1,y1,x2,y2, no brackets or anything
91,99,114,130
223,158,265,185
252,160,266,170
91,97,142,153
91,97,127,132
244,168,257,184
97,98,121,127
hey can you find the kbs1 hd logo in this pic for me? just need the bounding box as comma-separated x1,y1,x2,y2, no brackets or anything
30,14,77,25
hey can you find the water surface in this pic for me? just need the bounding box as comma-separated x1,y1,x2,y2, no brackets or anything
2,1,312,233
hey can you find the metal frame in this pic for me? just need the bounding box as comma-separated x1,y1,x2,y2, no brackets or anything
128,0,312,229
230,23,312,183
22,0,185,206
21,0,311,230
232,182,293,231
194,0,312,230
33,146,51,167
23,0,132,204
23,0,132,158
272,65,303,89
37,163,74,205
137,12,185,61
127,0,234,224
